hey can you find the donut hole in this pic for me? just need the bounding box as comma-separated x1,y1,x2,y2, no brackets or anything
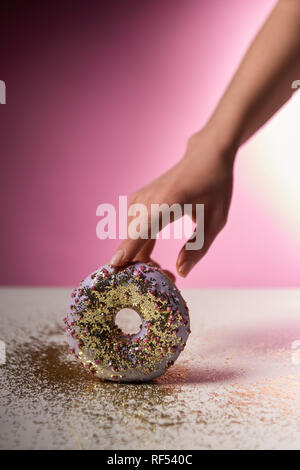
114,308,142,336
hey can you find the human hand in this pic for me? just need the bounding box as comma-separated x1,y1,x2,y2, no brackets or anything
110,126,236,278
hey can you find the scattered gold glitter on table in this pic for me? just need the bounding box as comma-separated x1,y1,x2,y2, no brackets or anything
1,287,300,449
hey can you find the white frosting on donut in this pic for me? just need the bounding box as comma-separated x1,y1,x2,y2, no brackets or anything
65,262,190,382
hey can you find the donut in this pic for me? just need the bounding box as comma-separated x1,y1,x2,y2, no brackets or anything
64,262,190,382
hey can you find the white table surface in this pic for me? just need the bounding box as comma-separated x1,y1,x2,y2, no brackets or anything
0,287,300,450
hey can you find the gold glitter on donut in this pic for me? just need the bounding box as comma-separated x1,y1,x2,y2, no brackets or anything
64,262,190,382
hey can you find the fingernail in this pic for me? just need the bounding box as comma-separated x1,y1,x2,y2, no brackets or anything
178,260,195,278
110,250,124,266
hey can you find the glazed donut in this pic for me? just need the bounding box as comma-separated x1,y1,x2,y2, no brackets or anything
64,262,190,382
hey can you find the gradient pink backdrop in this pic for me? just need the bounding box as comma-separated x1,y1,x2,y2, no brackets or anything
1,0,300,287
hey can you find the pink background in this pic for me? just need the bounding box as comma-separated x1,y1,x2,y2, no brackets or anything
1,0,300,287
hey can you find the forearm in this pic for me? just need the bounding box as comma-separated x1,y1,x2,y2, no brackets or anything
206,0,300,150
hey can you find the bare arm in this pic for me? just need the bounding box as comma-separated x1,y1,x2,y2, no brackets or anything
110,0,300,277
207,0,300,150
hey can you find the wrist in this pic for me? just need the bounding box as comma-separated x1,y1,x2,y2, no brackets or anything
203,116,242,154
186,121,239,168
